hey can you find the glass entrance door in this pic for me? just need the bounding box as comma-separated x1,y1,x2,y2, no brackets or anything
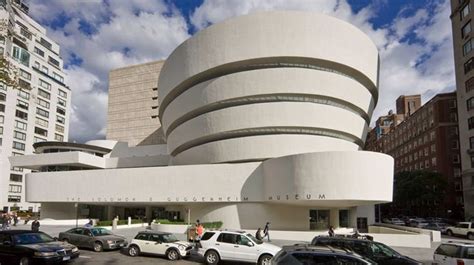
309,210,330,230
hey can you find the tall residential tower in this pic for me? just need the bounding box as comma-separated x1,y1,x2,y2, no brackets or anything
0,0,70,212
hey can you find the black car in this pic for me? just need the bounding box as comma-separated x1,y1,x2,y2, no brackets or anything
272,244,376,264
0,230,79,265
311,236,421,265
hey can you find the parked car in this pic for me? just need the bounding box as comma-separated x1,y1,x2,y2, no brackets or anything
446,222,474,240
0,230,79,265
311,236,421,264
272,244,375,264
383,218,405,226
197,230,281,265
127,231,192,260
433,242,474,264
409,218,429,228
58,227,127,252
424,223,448,234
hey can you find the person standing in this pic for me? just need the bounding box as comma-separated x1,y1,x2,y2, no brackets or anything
255,228,263,241
196,220,204,241
328,226,335,237
263,222,271,242
31,219,40,232
13,213,18,226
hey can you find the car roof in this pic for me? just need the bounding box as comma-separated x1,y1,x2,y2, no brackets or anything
0,230,44,235
137,231,172,235
442,241,474,247
313,236,373,244
204,229,247,234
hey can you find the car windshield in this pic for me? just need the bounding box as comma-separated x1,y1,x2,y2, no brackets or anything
371,242,400,258
13,233,55,245
246,233,263,244
90,228,113,236
161,234,179,243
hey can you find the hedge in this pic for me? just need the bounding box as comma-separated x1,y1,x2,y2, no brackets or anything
154,219,223,229
96,219,143,226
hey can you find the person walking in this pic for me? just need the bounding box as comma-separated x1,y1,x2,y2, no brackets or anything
328,226,335,237
196,220,204,241
24,214,31,225
13,213,18,226
31,219,40,232
263,222,271,242
255,228,263,241
84,219,93,228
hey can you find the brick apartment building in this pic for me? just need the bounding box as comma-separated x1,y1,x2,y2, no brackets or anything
365,93,463,219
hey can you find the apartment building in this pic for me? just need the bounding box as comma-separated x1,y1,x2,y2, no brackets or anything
0,0,70,212
450,0,474,219
365,93,463,218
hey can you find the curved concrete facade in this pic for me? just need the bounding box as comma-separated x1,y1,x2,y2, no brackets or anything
158,11,379,165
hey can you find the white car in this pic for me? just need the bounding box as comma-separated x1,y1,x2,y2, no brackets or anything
446,222,474,240
434,242,474,265
127,231,192,261
197,230,281,265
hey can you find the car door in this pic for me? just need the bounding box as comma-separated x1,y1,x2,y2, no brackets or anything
234,234,258,262
81,228,95,249
0,234,17,264
132,233,151,253
148,234,167,255
65,228,82,246
434,244,460,265
215,233,238,261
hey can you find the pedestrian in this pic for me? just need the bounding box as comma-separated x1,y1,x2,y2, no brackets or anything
31,218,40,232
2,214,9,230
196,220,204,241
84,219,93,228
255,227,263,241
328,226,335,237
263,222,271,242
24,214,31,225
13,212,18,226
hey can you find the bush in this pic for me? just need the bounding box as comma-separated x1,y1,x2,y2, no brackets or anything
96,219,143,226
203,221,223,229
153,219,222,229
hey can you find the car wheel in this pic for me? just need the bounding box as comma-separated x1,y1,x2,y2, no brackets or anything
205,250,220,265
468,233,474,240
19,257,29,265
259,254,273,265
447,230,453,236
128,245,140,257
167,248,179,261
93,241,104,252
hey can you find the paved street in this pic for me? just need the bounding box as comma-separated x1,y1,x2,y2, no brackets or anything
9,223,471,264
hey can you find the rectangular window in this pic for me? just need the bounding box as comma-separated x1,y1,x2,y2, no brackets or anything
469,117,474,130
18,79,30,90
472,156,474,168
8,195,21,202
14,120,27,131
0,127,3,135
33,61,40,69
465,39,474,56
462,3,471,20
36,108,49,118
54,133,64,141
0,104,4,112
52,72,64,83
12,46,30,66
41,66,48,74
57,98,66,107
56,115,65,124
0,92,5,101
58,89,67,98
16,100,28,110
9,174,22,182
35,117,48,127
20,27,31,40
467,77,474,93
453,154,460,163
37,89,50,99
12,141,25,151
34,126,48,137
13,131,26,141
463,21,472,38
34,47,44,57
48,56,60,68
453,140,460,149
56,107,65,116
469,97,474,111
39,38,52,50
17,90,29,100
471,136,474,149
454,168,462,178
55,124,64,133
0,115,4,123
19,69,31,80
451,113,458,122
15,110,27,120
36,98,49,109
39,79,51,90
33,137,46,143
8,185,21,193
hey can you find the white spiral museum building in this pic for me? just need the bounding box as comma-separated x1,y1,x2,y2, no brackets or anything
11,11,393,231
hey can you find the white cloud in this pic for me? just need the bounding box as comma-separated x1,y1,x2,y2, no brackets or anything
29,0,190,143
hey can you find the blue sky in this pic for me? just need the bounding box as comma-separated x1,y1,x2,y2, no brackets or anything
28,0,454,143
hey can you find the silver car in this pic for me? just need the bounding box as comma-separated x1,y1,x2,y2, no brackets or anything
59,227,127,252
